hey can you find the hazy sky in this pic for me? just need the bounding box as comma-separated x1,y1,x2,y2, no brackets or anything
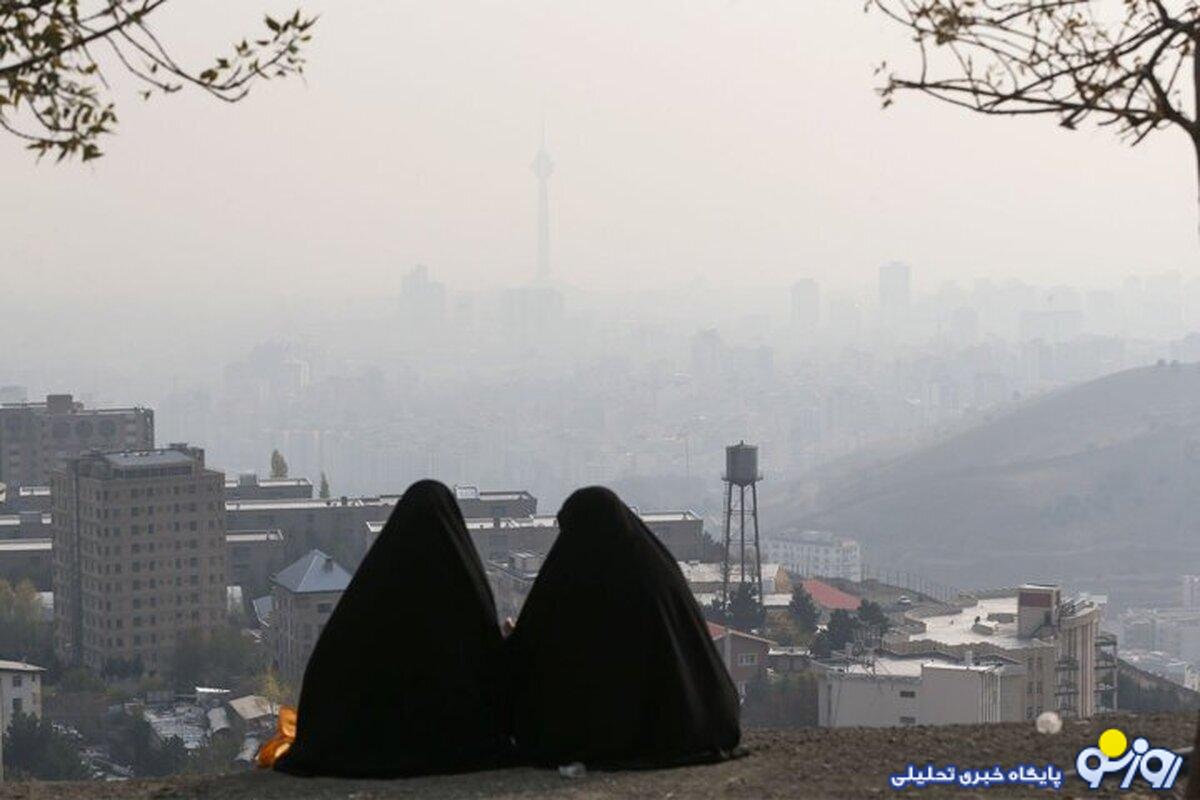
2,0,1196,304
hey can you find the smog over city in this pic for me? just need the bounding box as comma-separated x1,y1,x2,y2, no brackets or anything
1,0,1199,795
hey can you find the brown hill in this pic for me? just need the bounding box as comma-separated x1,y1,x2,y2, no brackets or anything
772,362,1200,604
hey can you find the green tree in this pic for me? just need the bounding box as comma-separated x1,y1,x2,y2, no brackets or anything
788,584,820,634
170,626,264,691
0,579,52,665
0,2,314,162
826,608,860,653
3,711,88,780
870,1,1200,221
727,583,764,632
270,449,288,479
318,471,330,499
858,600,891,643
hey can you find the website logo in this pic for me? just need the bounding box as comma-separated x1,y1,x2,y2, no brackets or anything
1075,728,1183,791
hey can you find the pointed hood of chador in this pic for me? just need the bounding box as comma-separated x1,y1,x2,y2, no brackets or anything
275,479,509,778
504,486,741,769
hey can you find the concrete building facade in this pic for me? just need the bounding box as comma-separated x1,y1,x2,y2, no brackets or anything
763,530,862,582
270,549,350,682
51,444,226,676
0,395,154,490
0,660,44,731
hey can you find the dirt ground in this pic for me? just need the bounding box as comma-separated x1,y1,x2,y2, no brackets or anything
0,713,1192,799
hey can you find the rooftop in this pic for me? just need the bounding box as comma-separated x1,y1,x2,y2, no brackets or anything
102,450,196,469
0,659,44,673
801,578,862,611
812,652,1008,680
226,530,285,544
0,538,52,552
273,549,352,594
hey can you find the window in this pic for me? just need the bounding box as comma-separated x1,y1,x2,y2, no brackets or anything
736,652,758,667
899,690,916,699
12,698,21,715
899,716,916,725
11,675,21,688
317,603,333,613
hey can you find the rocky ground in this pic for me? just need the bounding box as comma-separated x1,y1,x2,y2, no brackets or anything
0,713,1192,799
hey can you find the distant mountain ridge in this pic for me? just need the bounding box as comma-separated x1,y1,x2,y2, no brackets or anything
774,362,1200,605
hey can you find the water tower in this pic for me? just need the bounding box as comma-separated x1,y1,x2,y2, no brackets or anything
721,441,763,608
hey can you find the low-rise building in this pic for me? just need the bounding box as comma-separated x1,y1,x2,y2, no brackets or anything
888,584,1104,719
270,549,351,682
677,562,790,596
225,473,314,502
813,651,1023,727
764,530,862,582
708,622,775,696
226,530,287,597
0,660,44,730
368,509,713,568
0,538,52,589
453,486,538,519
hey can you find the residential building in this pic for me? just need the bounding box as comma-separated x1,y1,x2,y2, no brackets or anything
453,485,538,519
0,394,154,489
367,509,712,567
708,622,774,696
226,530,287,596
763,530,862,582
813,651,1023,727
0,660,44,730
51,444,226,676
0,510,52,539
0,538,52,589
888,584,1104,719
270,549,350,682
677,562,791,600
225,473,313,502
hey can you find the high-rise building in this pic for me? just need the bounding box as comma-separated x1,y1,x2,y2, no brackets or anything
0,394,153,490
51,444,225,676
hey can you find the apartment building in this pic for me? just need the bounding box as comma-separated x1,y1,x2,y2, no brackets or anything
367,510,711,567
226,530,287,596
51,444,226,676
889,584,1109,719
270,549,350,682
0,660,44,731
225,473,314,502
0,394,154,489
763,529,862,582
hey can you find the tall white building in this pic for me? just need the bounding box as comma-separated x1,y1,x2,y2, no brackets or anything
763,530,861,582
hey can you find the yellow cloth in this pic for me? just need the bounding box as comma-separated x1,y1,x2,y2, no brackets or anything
256,706,298,769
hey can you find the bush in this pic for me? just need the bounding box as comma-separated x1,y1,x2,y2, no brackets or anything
3,712,89,780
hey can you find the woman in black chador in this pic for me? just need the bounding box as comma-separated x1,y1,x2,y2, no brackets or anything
505,486,741,769
274,480,509,777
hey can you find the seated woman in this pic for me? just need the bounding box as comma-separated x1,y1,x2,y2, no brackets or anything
273,480,510,778
504,486,741,769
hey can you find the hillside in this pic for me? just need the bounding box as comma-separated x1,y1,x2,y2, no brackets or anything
771,362,1200,604
10,714,1194,799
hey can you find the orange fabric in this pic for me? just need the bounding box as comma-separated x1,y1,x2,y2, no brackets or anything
256,706,298,769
